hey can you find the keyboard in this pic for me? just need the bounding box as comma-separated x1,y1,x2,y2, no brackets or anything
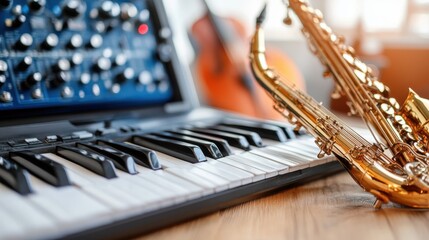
0,0,341,239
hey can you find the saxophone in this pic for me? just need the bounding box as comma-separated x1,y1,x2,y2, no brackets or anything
283,0,429,168
249,4,429,208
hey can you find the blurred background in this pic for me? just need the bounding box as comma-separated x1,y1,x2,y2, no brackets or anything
164,0,429,118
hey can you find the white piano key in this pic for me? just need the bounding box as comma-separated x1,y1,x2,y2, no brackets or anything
165,167,222,194
27,176,112,231
251,149,311,171
0,207,25,239
148,150,231,192
205,159,254,185
240,152,290,174
227,155,279,178
266,146,324,167
152,151,243,188
43,153,161,213
0,185,58,238
217,157,266,181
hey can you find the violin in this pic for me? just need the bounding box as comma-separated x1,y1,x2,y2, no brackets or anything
190,0,305,120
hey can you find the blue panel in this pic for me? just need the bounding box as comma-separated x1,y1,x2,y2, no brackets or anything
0,0,174,116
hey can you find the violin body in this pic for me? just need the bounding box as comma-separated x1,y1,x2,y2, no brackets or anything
191,12,305,120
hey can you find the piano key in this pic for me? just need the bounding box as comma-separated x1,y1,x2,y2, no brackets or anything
0,207,25,239
268,145,315,160
56,146,117,179
204,159,254,185
97,140,161,170
0,156,33,195
43,153,165,213
249,150,309,171
217,157,266,181
150,150,229,192
227,155,279,178
76,142,138,174
209,125,264,147
151,151,243,188
26,175,112,230
239,152,290,174
169,129,233,156
133,134,206,163
153,132,223,159
139,167,205,200
9,151,71,187
186,127,250,150
0,184,57,238
221,119,288,142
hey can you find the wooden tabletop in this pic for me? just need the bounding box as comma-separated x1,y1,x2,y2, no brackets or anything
138,172,429,240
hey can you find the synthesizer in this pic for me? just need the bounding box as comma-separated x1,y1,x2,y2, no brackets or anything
0,0,341,239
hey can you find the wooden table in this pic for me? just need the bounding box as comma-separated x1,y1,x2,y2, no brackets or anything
138,172,429,240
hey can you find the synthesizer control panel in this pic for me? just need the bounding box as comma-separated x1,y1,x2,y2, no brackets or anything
0,0,175,115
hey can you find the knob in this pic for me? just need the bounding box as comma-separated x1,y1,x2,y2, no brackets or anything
0,0,13,10
14,33,33,51
32,88,42,99
50,71,71,87
120,3,138,20
113,53,127,67
53,58,71,72
40,33,58,50
0,60,8,73
87,34,103,49
22,72,42,88
0,75,6,87
62,0,86,18
67,34,83,49
98,1,120,19
116,67,134,83
93,57,111,72
5,14,26,28
28,0,45,13
0,91,12,103
16,56,32,71
70,53,83,66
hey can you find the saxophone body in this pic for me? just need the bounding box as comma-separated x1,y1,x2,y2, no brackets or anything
285,0,429,167
250,5,429,208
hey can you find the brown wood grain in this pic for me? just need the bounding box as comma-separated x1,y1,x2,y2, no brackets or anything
137,172,429,240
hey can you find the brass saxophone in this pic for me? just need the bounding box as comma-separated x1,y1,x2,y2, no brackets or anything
283,0,429,168
249,4,429,208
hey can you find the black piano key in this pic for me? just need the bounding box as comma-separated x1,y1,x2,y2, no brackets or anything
209,125,264,147
133,134,206,163
56,146,117,179
0,157,32,195
220,120,288,142
169,130,233,156
97,140,161,170
153,132,223,159
9,151,71,187
76,143,138,175
185,127,250,150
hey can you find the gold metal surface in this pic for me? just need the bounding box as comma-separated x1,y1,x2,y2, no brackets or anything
249,2,429,208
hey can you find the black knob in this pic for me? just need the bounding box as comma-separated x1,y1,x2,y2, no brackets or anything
62,0,86,18
116,67,134,83
40,33,58,50
28,0,45,13
16,56,32,71
114,53,127,67
0,60,8,73
22,72,42,88
53,58,71,72
120,3,138,20
87,34,103,49
67,34,83,49
50,71,71,87
5,14,26,28
70,53,83,66
93,57,111,72
0,75,6,87
98,1,120,19
0,0,13,10
14,33,33,51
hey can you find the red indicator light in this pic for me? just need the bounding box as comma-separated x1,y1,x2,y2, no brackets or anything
138,24,149,35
